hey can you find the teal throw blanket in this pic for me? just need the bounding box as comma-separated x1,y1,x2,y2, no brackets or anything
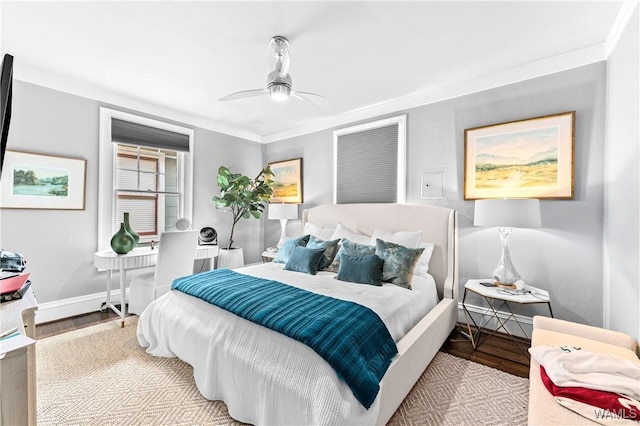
172,268,397,409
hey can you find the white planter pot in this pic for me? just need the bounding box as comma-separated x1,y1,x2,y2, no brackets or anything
217,248,244,269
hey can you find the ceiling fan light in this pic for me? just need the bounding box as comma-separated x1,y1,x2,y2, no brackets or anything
269,84,290,102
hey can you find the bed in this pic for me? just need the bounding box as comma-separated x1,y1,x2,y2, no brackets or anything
137,203,458,425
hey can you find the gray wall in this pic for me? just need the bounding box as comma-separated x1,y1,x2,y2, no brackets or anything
266,63,608,326
0,80,264,304
1,58,625,334
605,7,640,341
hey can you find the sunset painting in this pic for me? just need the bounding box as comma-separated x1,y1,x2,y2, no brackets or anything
269,158,303,203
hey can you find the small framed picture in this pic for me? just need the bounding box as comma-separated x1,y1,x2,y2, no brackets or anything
464,111,575,200
0,151,87,210
269,157,303,203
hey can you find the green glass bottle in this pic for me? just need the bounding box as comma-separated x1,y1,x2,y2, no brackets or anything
110,222,135,254
123,212,139,247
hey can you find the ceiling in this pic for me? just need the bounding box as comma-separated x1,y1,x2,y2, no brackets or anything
1,1,627,143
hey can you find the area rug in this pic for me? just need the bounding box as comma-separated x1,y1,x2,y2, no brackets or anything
37,318,529,425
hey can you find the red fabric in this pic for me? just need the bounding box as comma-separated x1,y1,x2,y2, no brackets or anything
540,365,639,421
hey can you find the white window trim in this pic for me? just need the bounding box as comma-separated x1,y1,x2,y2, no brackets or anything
332,114,407,204
98,107,194,250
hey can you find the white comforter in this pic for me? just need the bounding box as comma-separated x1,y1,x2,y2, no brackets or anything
137,262,439,425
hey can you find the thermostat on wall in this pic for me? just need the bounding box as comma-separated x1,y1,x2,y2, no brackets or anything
420,170,445,199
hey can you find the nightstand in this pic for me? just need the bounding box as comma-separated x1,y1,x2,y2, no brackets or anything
261,250,277,263
462,279,553,357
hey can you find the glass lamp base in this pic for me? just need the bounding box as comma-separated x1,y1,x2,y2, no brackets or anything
492,227,520,288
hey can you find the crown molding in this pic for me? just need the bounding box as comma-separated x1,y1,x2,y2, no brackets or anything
14,41,607,146
13,65,263,143
605,0,639,57
262,43,606,143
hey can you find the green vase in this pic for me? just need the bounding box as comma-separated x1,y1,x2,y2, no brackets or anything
123,212,139,247
110,222,135,254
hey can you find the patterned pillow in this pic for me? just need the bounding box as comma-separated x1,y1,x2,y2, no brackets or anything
273,234,311,264
306,236,341,270
375,239,424,289
325,238,376,273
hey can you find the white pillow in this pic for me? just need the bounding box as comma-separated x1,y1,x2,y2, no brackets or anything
330,222,371,245
414,242,435,277
369,229,423,248
303,222,336,241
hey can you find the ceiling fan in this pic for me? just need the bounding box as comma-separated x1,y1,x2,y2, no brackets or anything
219,36,323,103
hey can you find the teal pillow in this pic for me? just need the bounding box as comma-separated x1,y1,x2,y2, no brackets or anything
284,246,326,275
325,238,376,273
273,235,310,264
306,236,341,270
336,253,383,286
375,238,424,289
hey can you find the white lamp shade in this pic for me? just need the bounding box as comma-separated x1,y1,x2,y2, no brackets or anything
474,199,541,229
268,203,298,220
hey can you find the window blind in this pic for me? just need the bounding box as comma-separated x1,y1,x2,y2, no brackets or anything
111,118,190,152
336,123,399,204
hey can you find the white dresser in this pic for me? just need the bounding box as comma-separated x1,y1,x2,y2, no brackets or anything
0,287,38,425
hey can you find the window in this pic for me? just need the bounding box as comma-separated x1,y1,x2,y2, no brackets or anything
99,108,193,249
333,115,406,204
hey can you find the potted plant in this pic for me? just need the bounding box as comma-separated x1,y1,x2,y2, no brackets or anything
212,165,274,268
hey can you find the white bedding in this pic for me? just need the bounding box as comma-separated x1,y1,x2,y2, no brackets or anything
137,262,439,425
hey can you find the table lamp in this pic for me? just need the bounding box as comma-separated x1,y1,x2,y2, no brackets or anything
474,199,541,288
269,203,298,248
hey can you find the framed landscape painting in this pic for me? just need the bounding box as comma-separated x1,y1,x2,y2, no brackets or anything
464,111,575,200
269,157,303,203
0,151,86,209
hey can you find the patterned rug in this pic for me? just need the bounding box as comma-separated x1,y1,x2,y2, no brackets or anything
37,317,529,425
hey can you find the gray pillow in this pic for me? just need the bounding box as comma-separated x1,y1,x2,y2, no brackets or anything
375,238,424,289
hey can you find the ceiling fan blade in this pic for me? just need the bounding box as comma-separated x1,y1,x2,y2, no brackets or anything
219,89,268,102
291,90,324,101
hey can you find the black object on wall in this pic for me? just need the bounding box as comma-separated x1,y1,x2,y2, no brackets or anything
0,53,14,178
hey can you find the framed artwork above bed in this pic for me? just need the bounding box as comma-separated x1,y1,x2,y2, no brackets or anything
464,111,575,200
269,157,303,203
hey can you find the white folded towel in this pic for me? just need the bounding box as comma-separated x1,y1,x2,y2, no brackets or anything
529,345,640,399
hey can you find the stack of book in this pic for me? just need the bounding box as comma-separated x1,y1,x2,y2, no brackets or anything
0,272,31,303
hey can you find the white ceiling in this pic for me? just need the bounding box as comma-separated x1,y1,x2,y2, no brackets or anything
1,1,629,143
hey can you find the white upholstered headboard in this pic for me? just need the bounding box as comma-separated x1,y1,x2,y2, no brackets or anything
302,203,458,301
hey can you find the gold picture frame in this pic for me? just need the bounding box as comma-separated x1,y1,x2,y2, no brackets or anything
0,150,87,210
464,111,575,200
269,157,303,203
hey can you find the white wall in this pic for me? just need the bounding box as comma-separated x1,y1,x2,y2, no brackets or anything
266,63,608,327
0,80,264,313
604,5,640,342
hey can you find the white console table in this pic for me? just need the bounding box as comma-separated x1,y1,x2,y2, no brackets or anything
0,287,38,425
93,245,219,327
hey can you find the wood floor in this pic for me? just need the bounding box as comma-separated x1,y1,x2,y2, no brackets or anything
37,311,531,378
441,324,530,378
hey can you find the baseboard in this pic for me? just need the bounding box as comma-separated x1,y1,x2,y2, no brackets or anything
457,302,533,339
35,289,129,325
